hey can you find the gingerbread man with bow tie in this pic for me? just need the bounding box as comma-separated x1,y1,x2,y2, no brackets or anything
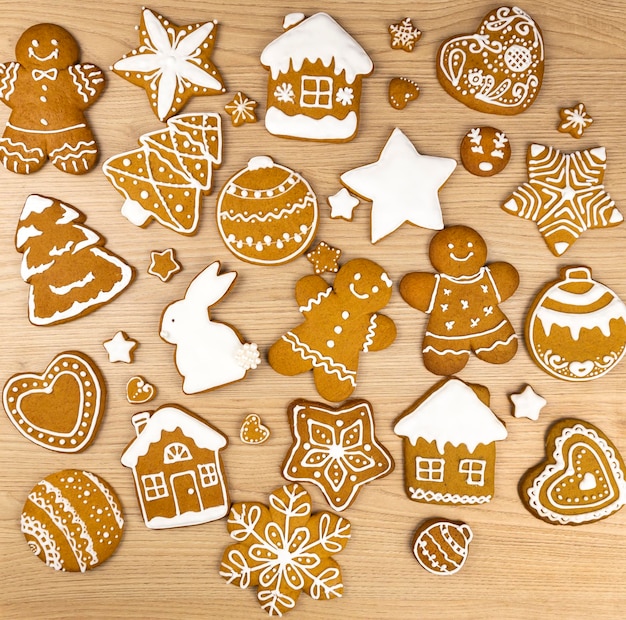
0,23,105,174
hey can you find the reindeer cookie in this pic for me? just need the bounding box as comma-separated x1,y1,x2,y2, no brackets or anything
400,226,519,375
160,262,260,394
268,258,396,401
0,24,105,174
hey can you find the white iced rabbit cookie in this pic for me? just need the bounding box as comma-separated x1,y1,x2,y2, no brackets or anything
160,262,260,394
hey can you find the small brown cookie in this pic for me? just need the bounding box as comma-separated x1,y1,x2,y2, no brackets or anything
224,92,258,126
306,241,341,274
126,376,156,404
240,413,270,444
558,103,593,138
412,518,473,575
388,77,419,110
460,127,510,176
388,18,421,51
148,249,181,282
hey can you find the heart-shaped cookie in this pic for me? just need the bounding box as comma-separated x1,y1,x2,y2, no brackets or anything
520,419,626,525
3,351,105,453
240,413,270,445
126,376,157,404
388,77,420,110
437,6,544,115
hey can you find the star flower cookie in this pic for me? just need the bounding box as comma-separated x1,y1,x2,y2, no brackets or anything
103,331,137,363
510,385,546,421
306,242,341,274
148,249,181,282
224,92,258,126
502,144,623,256
220,483,350,616
388,17,421,51
112,8,225,121
328,188,359,220
283,399,394,511
558,103,593,138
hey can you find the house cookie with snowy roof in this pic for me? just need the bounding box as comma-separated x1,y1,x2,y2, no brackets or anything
394,377,508,505
260,12,373,142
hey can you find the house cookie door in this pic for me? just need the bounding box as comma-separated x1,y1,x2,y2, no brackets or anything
170,470,203,515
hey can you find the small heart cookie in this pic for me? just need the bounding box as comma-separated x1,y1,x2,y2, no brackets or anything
240,413,270,445
388,77,419,110
520,418,626,525
126,376,156,404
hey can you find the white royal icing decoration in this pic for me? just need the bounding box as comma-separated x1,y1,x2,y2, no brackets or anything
510,385,546,421
103,331,137,363
328,188,360,220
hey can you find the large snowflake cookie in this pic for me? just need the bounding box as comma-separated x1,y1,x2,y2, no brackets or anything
437,6,544,115
520,418,626,525
502,144,622,255
112,8,225,121
220,483,351,616
0,23,105,174
400,225,518,376
283,399,394,511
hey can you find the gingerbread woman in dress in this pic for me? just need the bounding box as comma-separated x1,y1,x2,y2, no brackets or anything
400,225,519,375
0,24,105,174
268,258,396,402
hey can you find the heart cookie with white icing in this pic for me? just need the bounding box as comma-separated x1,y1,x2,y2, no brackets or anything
239,413,270,444
520,419,626,525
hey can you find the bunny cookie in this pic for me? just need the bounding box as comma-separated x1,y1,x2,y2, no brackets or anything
268,258,396,401
0,24,105,174
160,262,260,394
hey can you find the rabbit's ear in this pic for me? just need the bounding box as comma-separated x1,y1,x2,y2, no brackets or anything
186,261,237,307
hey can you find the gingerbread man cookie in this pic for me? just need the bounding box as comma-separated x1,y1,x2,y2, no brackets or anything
0,24,105,174
400,226,518,375
268,258,396,401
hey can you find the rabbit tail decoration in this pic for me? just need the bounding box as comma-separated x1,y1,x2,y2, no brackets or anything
160,261,260,394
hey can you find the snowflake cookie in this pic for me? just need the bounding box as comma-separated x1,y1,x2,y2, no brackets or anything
388,17,422,52
220,483,351,616
225,92,258,126
558,103,593,138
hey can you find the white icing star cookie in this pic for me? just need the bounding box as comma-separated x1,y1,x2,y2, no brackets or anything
328,188,359,220
510,385,546,421
103,331,138,363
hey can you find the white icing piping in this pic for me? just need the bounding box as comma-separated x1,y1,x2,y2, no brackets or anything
425,319,509,341
82,471,124,529
474,333,517,354
220,196,313,223
409,487,491,504
20,514,63,570
363,314,378,352
299,287,332,313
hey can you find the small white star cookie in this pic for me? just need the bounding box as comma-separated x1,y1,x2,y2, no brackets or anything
328,188,359,220
510,385,546,421
103,331,138,363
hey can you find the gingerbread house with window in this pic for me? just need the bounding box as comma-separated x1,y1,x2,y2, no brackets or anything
394,378,507,505
121,405,229,529
260,12,373,142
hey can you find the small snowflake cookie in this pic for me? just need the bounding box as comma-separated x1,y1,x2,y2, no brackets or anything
558,103,593,138
224,92,258,126
388,17,422,52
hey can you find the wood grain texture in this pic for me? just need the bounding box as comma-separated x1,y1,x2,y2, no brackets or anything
1,1,626,618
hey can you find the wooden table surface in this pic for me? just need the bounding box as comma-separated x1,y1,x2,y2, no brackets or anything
2,1,626,618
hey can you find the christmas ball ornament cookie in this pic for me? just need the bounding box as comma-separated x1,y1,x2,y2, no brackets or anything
526,267,626,381
21,469,124,572
216,156,318,265
412,518,473,575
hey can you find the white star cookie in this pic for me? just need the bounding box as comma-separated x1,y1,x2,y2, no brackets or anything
103,331,138,363
340,128,456,243
328,188,359,220
510,385,546,421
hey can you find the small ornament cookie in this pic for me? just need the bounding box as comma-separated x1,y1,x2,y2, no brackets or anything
400,225,519,376
558,103,592,138
148,249,181,282
121,405,229,529
103,113,222,236
261,12,373,142
412,518,473,575
3,351,105,453
388,18,421,52
160,262,260,394
394,378,508,505
239,413,270,445
126,376,156,404
268,258,396,402
220,483,351,616
460,127,510,176
103,331,137,363
21,469,124,572
502,144,622,256
224,92,258,126
306,241,341,275
16,195,134,326
510,385,546,421
112,8,225,121
437,6,544,115
388,77,420,110
328,188,359,220
216,156,318,266
283,399,394,511
0,23,105,174
341,128,456,243
526,266,626,381
520,418,626,525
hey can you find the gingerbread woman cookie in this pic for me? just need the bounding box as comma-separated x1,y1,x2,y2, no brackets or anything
268,258,396,401
0,24,105,174
400,226,518,375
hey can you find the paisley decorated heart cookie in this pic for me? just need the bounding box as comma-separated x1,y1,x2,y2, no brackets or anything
437,6,544,115
3,351,105,453
520,419,626,525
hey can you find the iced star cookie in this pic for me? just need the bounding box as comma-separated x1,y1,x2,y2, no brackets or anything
510,385,546,421
220,483,350,616
261,12,373,142
148,249,181,282
520,419,626,525
216,156,318,265
400,225,519,376
283,399,394,511
502,144,622,255
21,469,124,572
16,195,134,326
437,6,544,115
412,518,473,575
558,103,592,138
224,92,258,126
526,266,626,381
460,127,510,176
103,331,137,363
388,18,421,52
0,23,105,174
112,8,225,121
306,241,341,275
268,258,396,402
328,188,359,220
3,351,105,453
